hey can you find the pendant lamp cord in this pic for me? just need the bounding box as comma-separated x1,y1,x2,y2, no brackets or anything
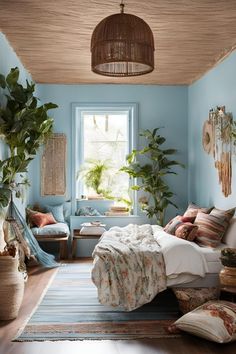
120,1,125,13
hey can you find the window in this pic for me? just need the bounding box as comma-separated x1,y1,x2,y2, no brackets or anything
72,103,138,212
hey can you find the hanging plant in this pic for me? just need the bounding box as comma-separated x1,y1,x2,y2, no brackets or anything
77,159,114,198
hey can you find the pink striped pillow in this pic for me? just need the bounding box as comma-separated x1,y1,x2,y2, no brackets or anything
194,207,235,248
183,203,213,219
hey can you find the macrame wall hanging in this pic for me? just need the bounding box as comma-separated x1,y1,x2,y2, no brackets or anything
41,133,67,196
202,106,236,197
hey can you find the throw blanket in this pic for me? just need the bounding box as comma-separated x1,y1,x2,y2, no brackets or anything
92,224,166,311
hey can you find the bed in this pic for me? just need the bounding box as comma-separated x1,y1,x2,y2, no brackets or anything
91,217,236,311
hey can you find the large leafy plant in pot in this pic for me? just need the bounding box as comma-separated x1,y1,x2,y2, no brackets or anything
121,128,184,226
0,67,57,248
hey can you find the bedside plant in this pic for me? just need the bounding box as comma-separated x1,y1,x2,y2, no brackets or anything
121,128,184,226
221,248,236,267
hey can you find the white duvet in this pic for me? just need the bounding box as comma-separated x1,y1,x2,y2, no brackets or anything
92,224,209,311
152,225,209,279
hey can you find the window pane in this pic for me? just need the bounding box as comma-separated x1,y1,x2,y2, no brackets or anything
81,113,129,200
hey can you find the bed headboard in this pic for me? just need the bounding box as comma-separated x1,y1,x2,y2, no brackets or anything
223,217,236,248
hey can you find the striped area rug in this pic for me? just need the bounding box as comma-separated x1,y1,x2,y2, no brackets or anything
15,262,180,341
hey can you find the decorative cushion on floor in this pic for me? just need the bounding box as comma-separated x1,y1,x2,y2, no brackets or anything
31,222,70,237
174,300,236,343
45,204,65,223
183,203,213,219
194,207,235,248
29,212,57,228
172,287,219,314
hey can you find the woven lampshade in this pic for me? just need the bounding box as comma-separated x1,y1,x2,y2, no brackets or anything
91,3,155,77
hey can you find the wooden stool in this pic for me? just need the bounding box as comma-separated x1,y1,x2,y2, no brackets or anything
72,229,101,258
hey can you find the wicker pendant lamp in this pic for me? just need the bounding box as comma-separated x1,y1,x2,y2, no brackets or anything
91,1,155,77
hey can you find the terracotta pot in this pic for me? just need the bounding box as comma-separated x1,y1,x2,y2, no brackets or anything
219,266,236,287
0,256,24,320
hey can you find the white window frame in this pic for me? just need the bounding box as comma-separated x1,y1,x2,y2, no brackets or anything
71,102,138,215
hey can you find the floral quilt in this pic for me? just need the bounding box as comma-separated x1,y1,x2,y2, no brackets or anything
91,224,166,311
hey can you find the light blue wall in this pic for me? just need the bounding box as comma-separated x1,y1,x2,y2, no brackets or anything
30,84,188,222
188,51,236,209
0,33,32,212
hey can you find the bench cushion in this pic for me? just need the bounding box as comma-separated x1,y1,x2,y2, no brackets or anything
31,222,70,237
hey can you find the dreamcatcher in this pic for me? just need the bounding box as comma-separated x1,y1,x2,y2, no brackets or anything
202,106,235,197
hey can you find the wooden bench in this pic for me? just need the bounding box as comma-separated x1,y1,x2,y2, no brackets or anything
34,234,69,260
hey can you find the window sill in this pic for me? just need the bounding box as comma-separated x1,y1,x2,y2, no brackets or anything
71,215,140,218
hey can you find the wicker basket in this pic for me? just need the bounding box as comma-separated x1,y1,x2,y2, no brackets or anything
0,256,24,320
219,266,236,287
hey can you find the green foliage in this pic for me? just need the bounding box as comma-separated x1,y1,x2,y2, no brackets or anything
120,128,184,226
78,159,112,196
0,67,58,210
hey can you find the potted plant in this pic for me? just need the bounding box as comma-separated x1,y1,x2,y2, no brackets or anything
0,67,58,318
120,128,184,226
0,67,57,212
78,159,113,199
220,248,236,267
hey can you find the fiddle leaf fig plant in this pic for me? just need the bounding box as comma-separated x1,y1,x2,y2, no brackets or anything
120,128,184,226
0,67,58,210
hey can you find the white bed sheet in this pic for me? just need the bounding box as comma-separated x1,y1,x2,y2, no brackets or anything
153,226,224,287
152,226,209,279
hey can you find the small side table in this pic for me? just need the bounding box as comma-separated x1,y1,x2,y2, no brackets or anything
72,229,102,258
220,286,236,303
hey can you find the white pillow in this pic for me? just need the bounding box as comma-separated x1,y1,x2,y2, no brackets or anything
174,300,236,343
79,226,106,235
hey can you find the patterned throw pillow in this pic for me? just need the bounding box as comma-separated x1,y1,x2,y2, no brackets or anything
175,223,198,241
194,207,235,248
29,212,57,228
183,203,213,219
174,300,236,343
164,215,194,235
172,287,219,314
210,207,235,221
45,204,65,223
164,215,197,241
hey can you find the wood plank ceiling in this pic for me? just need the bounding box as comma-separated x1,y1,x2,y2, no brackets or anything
0,0,236,85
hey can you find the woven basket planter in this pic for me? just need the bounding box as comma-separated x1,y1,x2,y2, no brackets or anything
219,266,236,287
0,256,24,320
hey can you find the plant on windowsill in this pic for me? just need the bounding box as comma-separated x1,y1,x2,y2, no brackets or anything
120,128,184,226
0,66,57,251
77,159,114,200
